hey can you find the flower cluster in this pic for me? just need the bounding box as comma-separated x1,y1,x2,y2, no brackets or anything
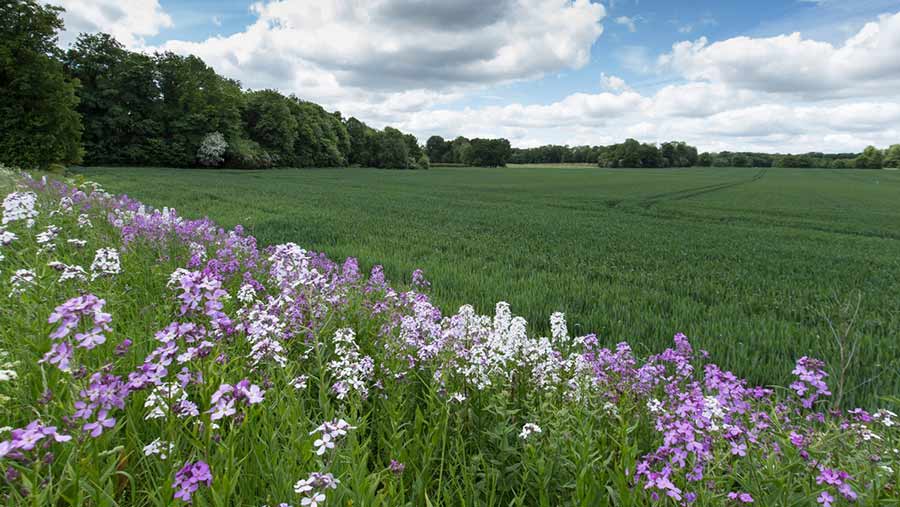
519,423,542,440
90,247,121,280
328,328,374,400
0,420,71,459
208,380,265,421
294,472,339,507
41,295,113,372
790,356,832,409
310,419,354,456
172,460,213,503
2,191,38,226
8,269,36,298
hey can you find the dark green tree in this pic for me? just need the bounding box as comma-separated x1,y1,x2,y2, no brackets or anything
0,0,82,167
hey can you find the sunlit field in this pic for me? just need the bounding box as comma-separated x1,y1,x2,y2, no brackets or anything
76,165,900,408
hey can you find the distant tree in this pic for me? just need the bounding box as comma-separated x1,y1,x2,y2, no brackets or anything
372,127,410,169
466,138,511,167
882,144,900,168
697,152,713,167
243,90,297,164
0,0,82,167
154,52,243,166
426,135,450,163
345,117,374,166
854,145,883,169
449,137,471,164
197,132,227,167
64,33,162,165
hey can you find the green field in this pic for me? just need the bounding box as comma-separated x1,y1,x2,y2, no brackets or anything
75,165,900,406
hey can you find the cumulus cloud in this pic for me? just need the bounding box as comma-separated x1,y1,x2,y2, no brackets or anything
659,11,900,98
158,0,605,95
53,0,172,48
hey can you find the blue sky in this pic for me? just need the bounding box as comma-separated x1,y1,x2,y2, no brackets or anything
55,0,900,152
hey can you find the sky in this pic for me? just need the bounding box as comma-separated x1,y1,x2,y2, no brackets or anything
51,0,900,153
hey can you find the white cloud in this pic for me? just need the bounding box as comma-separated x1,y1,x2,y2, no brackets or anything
157,0,605,97
615,16,637,33
53,0,172,48
659,11,900,98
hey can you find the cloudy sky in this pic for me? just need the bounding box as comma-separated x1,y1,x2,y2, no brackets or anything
52,0,900,153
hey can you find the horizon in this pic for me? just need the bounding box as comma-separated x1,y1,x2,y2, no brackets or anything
51,0,900,154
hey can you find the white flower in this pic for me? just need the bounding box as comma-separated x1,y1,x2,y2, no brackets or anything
67,238,87,248
519,423,542,440
90,248,121,280
48,262,88,283
77,214,92,229
143,438,175,460
0,228,17,245
291,375,309,390
9,269,36,298
237,284,257,304
2,192,38,226
36,224,60,251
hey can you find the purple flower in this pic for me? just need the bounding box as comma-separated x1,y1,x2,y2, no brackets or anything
817,491,834,507
173,460,213,503
389,459,405,475
727,492,754,503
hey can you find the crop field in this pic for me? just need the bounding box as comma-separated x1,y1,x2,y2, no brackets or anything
3,167,900,506
74,165,900,407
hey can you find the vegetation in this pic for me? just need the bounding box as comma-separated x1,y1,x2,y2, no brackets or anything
511,142,898,169
1,168,899,506
76,165,900,408
426,136,512,167
0,0,82,168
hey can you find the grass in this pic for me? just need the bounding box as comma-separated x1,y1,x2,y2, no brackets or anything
74,165,900,407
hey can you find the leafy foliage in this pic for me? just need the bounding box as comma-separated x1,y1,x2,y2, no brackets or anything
0,0,82,168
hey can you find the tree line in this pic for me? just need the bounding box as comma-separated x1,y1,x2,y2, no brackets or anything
425,136,512,167
2,1,898,171
0,1,434,170
510,141,900,169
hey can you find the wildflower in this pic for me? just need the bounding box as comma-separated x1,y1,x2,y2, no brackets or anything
389,459,405,475
237,283,256,304
143,438,174,460
410,268,430,288
145,382,190,420
310,419,355,456
0,420,71,458
790,357,831,409
327,329,374,400
817,491,834,507
45,294,112,353
172,460,213,503
90,248,122,280
550,312,569,344
519,423,542,440
36,224,60,251
293,472,339,507
77,213,92,229
207,380,265,421
48,261,88,283
727,492,754,503
2,191,38,226
0,228,17,245
9,269,36,298
67,238,87,247
291,375,309,390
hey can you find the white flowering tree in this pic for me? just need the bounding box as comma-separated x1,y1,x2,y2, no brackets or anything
196,132,228,167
